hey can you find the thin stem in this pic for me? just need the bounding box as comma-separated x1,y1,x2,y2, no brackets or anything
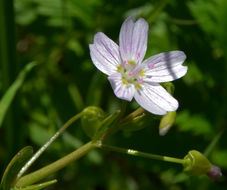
120,107,145,124
120,100,127,117
16,141,95,187
97,144,185,165
97,101,127,141
17,112,84,179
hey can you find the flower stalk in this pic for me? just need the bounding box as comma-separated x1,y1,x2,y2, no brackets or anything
17,112,84,179
16,141,95,188
97,143,185,165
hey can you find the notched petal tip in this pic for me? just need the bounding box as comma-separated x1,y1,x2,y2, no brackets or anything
120,16,149,64
136,17,149,29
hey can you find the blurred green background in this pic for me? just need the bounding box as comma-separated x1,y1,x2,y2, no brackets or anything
0,0,226,189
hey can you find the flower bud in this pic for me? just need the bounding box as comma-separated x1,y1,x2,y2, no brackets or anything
159,111,176,136
183,150,222,180
183,150,212,175
81,106,105,138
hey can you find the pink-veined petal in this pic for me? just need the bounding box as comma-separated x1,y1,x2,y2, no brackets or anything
142,51,187,82
89,32,121,76
108,73,135,101
134,83,178,115
119,17,148,64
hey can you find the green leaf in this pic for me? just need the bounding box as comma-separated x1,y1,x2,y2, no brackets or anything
0,62,36,127
12,179,57,190
0,146,33,190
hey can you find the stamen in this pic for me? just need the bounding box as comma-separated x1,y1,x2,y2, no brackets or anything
129,69,135,76
128,60,135,66
117,65,122,72
135,84,142,89
138,78,143,84
140,70,145,76
137,53,140,59
123,61,129,66
122,79,128,86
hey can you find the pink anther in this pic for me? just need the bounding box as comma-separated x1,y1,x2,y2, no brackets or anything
123,60,129,66
129,69,135,76
138,78,143,84
148,64,154,69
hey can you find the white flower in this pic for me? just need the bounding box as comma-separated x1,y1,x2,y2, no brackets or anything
89,17,187,115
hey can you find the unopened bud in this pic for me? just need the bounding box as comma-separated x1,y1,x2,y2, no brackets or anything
159,111,176,136
81,106,105,138
183,150,212,175
183,150,222,180
206,165,222,181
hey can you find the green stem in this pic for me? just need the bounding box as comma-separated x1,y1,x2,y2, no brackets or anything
16,141,95,187
120,100,127,117
17,112,84,179
120,107,145,124
98,144,185,165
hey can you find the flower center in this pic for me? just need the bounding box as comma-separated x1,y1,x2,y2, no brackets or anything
117,60,144,89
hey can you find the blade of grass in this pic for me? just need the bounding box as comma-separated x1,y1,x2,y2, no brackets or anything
0,0,20,158
203,130,224,157
0,62,37,127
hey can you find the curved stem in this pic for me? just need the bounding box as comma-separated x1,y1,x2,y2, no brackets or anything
97,143,185,165
17,112,84,179
16,141,95,187
120,107,145,124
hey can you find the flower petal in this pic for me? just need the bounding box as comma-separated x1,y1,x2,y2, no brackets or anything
142,51,187,82
108,73,135,101
134,83,178,115
89,32,121,75
119,17,148,64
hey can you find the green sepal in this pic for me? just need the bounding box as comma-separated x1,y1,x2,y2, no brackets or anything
81,106,105,138
0,146,33,190
11,179,57,190
183,150,212,175
93,110,121,141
